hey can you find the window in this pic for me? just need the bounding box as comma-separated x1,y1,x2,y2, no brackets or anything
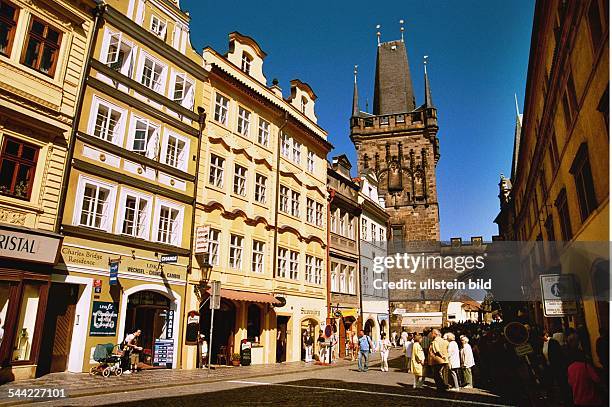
214,94,229,125
119,192,150,238
281,133,291,158
277,247,288,278
305,255,314,283
156,204,180,245
229,234,243,269
570,143,597,221
150,15,167,40
314,257,322,285
209,154,224,187
257,118,270,147
0,1,19,57
315,202,323,227
562,73,578,128
588,0,604,52
598,86,609,133
279,185,289,213
22,17,62,76
339,212,346,236
331,263,338,291
291,190,300,217
78,181,113,230
164,133,187,170
208,228,220,265
0,137,39,200
237,107,251,137
331,210,337,233
105,32,134,76
555,188,572,241
545,215,555,241
289,250,299,280
11,283,41,362
92,99,123,144
252,240,264,273
340,265,347,293
131,118,159,157
306,198,315,224
140,55,166,92
241,52,252,74
371,223,377,242
379,227,385,242
307,150,315,173
255,174,267,203
292,140,301,164
348,216,354,239
233,164,247,196
300,96,308,113
348,266,355,294
171,73,194,109
549,132,560,169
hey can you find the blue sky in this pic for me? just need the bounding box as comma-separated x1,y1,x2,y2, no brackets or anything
182,0,535,241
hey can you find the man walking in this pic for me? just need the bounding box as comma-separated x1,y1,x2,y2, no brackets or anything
429,329,449,391
357,329,374,372
303,331,314,362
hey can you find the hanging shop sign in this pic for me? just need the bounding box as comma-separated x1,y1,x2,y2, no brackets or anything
185,310,200,345
109,261,119,285
89,301,119,336
160,254,178,264
540,274,578,317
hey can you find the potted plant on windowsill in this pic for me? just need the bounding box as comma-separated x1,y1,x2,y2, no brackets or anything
231,353,241,367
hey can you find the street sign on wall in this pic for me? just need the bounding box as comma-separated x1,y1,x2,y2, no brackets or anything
210,280,221,310
540,274,578,317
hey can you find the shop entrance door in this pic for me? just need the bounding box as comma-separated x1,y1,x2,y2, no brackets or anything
37,283,78,376
201,299,236,365
276,316,290,363
125,291,172,368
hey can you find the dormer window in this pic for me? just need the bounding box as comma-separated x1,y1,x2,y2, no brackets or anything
241,52,252,74
150,15,167,40
301,96,308,113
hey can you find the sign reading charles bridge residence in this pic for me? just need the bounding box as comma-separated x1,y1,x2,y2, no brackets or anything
60,245,186,281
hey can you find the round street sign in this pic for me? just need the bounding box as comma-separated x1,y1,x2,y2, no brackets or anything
504,321,529,345
324,324,332,338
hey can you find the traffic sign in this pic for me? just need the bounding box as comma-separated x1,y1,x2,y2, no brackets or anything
504,321,529,345
210,280,221,310
540,274,578,316
514,343,534,356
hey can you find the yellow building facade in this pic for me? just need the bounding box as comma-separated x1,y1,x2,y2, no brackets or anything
182,32,331,368
0,0,97,381
53,0,207,374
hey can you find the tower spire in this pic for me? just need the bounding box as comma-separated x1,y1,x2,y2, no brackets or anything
352,65,359,116
424,55,434,108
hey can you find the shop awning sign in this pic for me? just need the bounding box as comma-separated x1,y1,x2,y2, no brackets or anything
160,254,178,264
540,274,578,317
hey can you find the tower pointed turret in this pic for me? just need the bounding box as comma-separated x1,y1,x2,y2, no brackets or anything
352,65,359,117
510,94,523,181
424,56,434,108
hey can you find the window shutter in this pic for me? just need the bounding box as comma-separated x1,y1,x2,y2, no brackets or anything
147,126,159,159
183,82,195,109
135,0,145,25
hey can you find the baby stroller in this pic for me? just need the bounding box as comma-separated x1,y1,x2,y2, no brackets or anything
90,343,124,377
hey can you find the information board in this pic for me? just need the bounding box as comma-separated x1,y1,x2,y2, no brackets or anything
153,339,174,368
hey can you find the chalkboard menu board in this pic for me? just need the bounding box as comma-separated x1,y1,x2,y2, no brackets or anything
153,339,174,368
240,341,251,366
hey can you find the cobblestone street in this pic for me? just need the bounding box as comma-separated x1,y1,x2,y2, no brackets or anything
0,350,511,406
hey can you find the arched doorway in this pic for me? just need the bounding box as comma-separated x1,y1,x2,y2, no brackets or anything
364,318,376,341
341,316,356,358
380,319,388,337
124,290,173,368
300,318,318,361
201,299,236,365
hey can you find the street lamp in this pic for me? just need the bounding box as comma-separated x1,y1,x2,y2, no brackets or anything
194,253,213,302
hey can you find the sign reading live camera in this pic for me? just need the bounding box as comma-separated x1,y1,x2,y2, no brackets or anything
540,274,578,317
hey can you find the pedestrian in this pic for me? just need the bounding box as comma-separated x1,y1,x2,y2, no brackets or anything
429,329,449,391
199,334,208,368
405,333,414,372
317,331,326,362
349,332,358,361
460,335,475,389
391,330,398,347
445,332,460,391
400,328,408,347
303,331,314,362
377,332,392,372
122,329,142,374
411,334,426,389
357,329,374,372
567,353,604,407
330,331,338,362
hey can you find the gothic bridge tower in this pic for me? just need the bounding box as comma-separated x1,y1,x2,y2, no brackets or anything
350,28,441,242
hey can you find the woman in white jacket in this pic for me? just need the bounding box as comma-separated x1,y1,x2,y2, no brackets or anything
460,335,475,388
445,332,461,390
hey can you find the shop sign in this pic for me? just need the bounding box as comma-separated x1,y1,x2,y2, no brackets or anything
159,309,174,339
400,312,443,328
153,339,174,368
89,301,119,336
0,228,62,264
160,254,178,264
392,308,406,315
61,246,187,281
93,279,102,294
300,308,320,316
540,274,578,317
185,311,200,345
195,225,210,254
109,261,119,285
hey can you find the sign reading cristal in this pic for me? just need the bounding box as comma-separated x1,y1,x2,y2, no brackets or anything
0,228,62,264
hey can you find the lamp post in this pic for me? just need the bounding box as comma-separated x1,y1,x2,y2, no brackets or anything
193,253,213,369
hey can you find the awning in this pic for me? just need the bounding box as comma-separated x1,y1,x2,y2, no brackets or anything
206,288,281,305
341,309,358,318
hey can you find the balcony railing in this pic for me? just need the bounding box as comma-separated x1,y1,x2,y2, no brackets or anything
351,108,437,132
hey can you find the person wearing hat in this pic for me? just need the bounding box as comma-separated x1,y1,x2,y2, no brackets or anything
199,334,208,368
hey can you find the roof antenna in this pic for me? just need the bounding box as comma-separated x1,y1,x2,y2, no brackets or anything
400,19,405,42
354,65,358,84
376,24,381,46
